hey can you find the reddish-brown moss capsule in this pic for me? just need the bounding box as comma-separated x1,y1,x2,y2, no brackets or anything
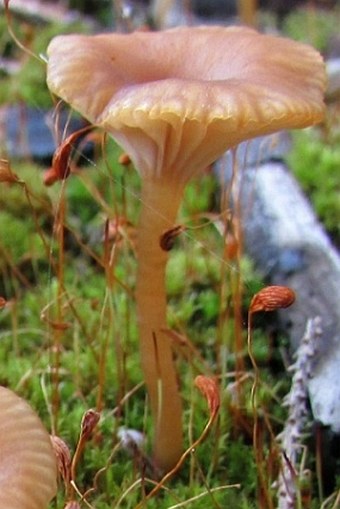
195,375,220,418
159,224,185,251
250,285,296,314
80,409,100,441
118,152,131,166
0,159,20,183
50,435,71,486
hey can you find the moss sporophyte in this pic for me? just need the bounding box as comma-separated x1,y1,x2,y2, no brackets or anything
46,26,326,473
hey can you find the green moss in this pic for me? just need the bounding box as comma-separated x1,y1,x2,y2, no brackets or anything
287,130,340,243
0,19,90,107
282,7,340,52
0,162,50,216
0,209,47,292
0,141,330,507
2,6,335,505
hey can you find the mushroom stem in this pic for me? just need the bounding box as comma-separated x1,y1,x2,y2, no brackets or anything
135,176,184,472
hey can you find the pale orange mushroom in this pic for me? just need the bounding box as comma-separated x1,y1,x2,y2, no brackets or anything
46,26,326,472
0,386,57,508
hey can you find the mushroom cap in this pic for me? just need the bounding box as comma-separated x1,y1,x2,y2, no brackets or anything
0,386,57,509
47,26,326,182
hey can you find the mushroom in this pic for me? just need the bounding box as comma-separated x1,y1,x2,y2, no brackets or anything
46,26,326,471
0,386,57,508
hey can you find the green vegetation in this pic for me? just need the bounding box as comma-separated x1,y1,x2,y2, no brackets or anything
280,3,340,247
288,128,340,245
282,6,340,53
0,15,89,107
1,4,340,508
0,139,326,508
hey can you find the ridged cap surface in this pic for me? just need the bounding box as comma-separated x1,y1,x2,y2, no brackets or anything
0,387,57,509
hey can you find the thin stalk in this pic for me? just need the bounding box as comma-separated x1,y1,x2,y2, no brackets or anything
238,0,258,26
96,288,113,412
135,177,185,472
229,147,246,400
248,312,274,509
51,190,66,434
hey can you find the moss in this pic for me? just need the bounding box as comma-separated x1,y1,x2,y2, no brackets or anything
0,144,331,507
287,130,340,244
282,7,340,52
0,19,90,107
0,209,46,287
